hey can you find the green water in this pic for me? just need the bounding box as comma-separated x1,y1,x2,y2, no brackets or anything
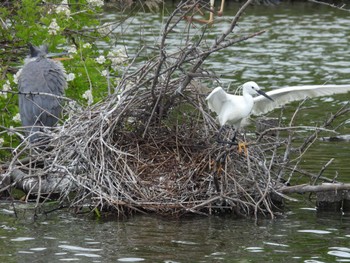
0,204,350,262
1,1,350,262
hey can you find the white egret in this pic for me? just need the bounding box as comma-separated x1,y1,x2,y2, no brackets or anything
206,81,350,148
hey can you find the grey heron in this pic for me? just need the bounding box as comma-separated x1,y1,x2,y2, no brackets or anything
206,81,350,149
18,44,67,142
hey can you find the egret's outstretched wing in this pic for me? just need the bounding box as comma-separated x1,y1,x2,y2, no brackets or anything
252,84,350,116
205,87,228,115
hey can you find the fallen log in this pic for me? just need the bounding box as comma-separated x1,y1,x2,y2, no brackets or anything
279,183,350,212
278,183,350,194
0,168,75,197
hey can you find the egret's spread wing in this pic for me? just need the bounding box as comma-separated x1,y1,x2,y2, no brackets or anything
206,87,228,115
252,84,350,116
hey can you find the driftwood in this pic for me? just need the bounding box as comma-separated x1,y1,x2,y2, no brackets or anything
1,0,350,217
1,169,75,196
279,183,350,212
279,183,350,194
308,0,350,12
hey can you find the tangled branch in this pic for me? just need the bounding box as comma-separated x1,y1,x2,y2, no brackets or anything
2,0,349,218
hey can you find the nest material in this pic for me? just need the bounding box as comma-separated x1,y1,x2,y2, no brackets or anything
9,79,281,217
6,86,349,217
5,0,349,217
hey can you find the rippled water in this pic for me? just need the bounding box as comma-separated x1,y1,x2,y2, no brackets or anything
226,10,350,87
105,2,350,87
1,203,350,262
2,2,350,262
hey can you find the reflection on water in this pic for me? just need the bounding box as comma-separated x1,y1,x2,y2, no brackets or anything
2,1,350,262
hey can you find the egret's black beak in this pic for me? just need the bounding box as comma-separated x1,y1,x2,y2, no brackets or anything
257,89,274,102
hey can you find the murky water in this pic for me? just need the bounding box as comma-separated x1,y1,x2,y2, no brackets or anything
1,203,350,262
2,1,350,262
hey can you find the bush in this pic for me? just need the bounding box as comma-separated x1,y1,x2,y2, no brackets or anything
0,0,128,157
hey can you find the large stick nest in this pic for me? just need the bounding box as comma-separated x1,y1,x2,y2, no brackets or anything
4,0,349,217
15,84,280,217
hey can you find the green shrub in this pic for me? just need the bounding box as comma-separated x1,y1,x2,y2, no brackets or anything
0,0,128,158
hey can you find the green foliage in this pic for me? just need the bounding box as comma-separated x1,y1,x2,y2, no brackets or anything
0,0,128,158
94,207,101,218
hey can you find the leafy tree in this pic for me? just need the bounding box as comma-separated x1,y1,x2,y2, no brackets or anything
0,0,129,157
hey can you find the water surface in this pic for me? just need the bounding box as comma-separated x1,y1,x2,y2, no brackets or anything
1,203,350,262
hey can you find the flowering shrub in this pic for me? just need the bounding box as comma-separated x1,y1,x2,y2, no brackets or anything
0,0,129,155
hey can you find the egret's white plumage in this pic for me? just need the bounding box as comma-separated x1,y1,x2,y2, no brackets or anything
206,81,273,130
252,84,350,116
206,82,350,130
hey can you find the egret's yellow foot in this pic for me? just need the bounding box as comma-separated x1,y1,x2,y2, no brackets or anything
210,160,215,167
217,162,223,175
238,142,248,156
209,160,223,174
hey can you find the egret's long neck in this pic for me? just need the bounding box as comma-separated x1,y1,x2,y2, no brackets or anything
242,88,254,112
242,89,254,103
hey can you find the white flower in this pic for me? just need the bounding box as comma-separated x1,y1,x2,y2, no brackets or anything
66,100,83,117
48,19,60,35
13,69,22,84
56,0,71,17
107,47,128,70
0,138,4,147
66,73,75,81
7,126,14,136
87,0,104,8
95,55,106,64
98,23,112,36
67,45,77,54
1,80,11,98
101,70,108,77
82,43,92,49
12,113,21,123
82,90,93,105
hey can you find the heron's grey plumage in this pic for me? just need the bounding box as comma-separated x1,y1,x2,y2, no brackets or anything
18,44,66,142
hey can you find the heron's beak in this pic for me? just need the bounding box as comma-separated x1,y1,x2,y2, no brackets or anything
47,52,71,61
52,57,72,61
257,89,274,101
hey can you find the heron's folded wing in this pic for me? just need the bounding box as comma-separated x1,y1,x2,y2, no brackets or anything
39,61,66,126
252,84,350,116
43,60,67,95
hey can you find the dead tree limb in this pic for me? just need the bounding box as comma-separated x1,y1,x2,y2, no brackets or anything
279,183,350,194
